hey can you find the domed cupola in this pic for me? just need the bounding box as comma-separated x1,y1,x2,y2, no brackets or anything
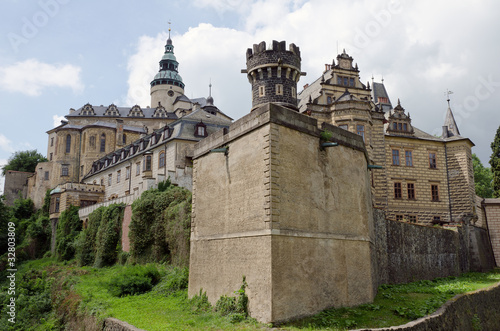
150,26,186,112
151,32,185,89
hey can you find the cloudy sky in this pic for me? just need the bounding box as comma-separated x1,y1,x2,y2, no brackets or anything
1,0,499,193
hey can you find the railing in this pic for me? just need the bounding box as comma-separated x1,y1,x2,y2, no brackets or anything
79,194,137,219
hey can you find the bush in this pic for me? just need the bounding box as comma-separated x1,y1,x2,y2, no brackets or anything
153,266,189,295
214,276,249,320
75,207,104,266
107,264,160,297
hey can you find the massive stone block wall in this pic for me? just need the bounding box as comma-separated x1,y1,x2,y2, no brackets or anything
374,208,495,286
483,198,500,266
189,103,376,323
3,170,32,206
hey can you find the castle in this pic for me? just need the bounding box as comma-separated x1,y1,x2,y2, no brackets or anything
4,31,500,324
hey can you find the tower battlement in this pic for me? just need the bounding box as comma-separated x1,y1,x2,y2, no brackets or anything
243,40,305,111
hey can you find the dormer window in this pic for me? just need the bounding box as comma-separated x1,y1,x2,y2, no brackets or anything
80,103,95,116
128,105,145,117
194,122,207,137
104,104,120,116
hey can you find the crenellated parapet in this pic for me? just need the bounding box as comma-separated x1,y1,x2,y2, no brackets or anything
242,40,306,111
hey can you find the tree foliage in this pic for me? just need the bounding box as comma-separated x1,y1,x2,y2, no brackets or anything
472,154,494,198
1,149,47,175
490,125,500,198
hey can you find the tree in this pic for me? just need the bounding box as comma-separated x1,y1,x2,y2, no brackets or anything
472,154,493,198
1,150,48,175
490,126,500,198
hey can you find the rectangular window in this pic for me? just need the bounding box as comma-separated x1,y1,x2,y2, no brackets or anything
349,78,354,87
339,124,348,130
291,87,296,98
44,171,49,180
398,123,402,131
144,155,152,171
275,84,283,95
100,178,104,186
396,215,403,221
49,153,53,161
337,76,342,85
343,77,348,86
50,137,54,146
136,162,141,176
259,85,265,97
357,125,365,142
393,122,397,130
405,151,413,166
431,184,439,201
61,165,69,177
407,183,415,200
408,215,417,223
392,149,400,166
55,197,60,213
159,152,166,168
126,166,130,180
394,182,402,199
403,123,408,131
108,174,112,186
429,153,437,169
117,170,121,183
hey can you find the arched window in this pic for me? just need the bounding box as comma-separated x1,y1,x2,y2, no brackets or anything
123,134,126,145
159,151,166,168
100,133,106,153
65,134,71,153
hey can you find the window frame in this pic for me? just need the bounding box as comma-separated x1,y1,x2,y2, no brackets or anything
431,184,439,201
65,134,71,153
61,165,69,177
405,150,413,167
407,182,415,200
429,153,437,169
159,151,166,168
117,170,121,183
392,149,400,166
100,133,106,153
394,182,402,199
356,124,365,142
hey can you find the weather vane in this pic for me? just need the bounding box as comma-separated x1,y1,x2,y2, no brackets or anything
445,89,453,107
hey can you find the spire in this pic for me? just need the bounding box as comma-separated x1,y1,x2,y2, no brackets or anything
443,90,460,137
150,24,184,89
207,80,214,105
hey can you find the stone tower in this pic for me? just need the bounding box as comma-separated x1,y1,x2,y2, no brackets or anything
242,40,304,111
150,29,185,111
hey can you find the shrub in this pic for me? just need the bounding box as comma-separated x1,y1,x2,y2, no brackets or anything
214,276,249,320
107,264,160,297
153,266,189,295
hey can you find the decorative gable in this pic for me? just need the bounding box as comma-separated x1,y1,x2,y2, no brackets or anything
128,105,144,117
386,99,414,136
152,102,168,118
80,103,95,116
104,104,120,116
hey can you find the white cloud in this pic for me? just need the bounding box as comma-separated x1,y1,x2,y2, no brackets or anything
0,59,84,96
0,134,14,153
53,114,66,127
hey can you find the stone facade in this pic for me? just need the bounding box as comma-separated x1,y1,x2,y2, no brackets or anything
299,52,477,225
482,198,500,266
3,170,32,206
243,40,304,111
189,103,377,323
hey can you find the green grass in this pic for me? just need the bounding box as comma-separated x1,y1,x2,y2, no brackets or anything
281,270,500,330
3,260,500,330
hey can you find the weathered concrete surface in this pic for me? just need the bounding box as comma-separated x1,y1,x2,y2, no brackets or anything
103,318,145,331
189,103,376,323
354,282,500,331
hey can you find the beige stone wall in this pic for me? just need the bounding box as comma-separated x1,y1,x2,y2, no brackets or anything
446,140,476,221
26,162,53,209
189,103,376,323
483,199,500,266
384,137,450,224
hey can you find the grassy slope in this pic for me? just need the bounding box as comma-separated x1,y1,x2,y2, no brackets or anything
4,259,500,330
